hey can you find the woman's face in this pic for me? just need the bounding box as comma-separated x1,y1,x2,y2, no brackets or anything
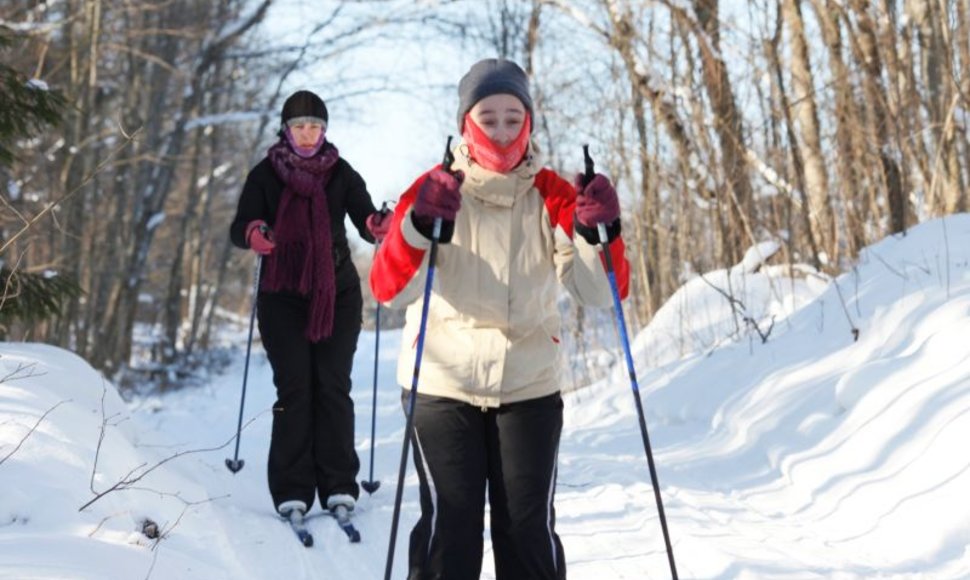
289,121,324,148
468,94,526,146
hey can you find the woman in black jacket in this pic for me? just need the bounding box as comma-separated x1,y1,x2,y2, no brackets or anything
229,90,391,521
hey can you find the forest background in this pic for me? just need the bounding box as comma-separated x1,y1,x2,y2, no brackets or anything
1,0,968,392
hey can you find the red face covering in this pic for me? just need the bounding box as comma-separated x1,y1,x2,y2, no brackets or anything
461,112,532,174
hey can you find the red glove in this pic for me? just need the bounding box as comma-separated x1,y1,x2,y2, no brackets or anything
412,169,464,222
365,209,392,243
246,220,275,255
574,173,620,227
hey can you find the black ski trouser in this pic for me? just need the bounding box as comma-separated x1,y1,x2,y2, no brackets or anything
257,286,362,511
405,390,566,580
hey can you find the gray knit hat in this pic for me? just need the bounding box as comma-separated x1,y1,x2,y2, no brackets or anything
457,58,533,131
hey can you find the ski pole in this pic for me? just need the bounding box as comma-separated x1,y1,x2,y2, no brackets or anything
226,253,263,473
362,203,390,495
384,137,454,580
583,145,678,579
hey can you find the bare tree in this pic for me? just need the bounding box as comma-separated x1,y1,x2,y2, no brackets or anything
845,0,908,234
682,0,757,264
783,0,836,266
908,0,965,214
809,0,869,258
4,0,970,384
765,7,824,272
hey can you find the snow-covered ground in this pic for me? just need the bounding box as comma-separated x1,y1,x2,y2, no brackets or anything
2,215,970,579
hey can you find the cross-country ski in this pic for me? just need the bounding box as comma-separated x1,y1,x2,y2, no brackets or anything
332,506,361,543
285,514,314,548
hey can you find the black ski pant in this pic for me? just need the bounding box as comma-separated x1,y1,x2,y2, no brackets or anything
404,390,566,580
257,287,362,511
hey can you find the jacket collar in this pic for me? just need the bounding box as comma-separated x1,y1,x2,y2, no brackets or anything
453,140,541,208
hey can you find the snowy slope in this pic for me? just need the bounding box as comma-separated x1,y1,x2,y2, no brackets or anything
2,215,970,579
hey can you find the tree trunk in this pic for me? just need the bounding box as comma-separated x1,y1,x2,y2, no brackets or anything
52,0,101,348
908,0,964,213
186,121,221,356
162,130,205,373
767,16,824,273
957,0,970,196
847,0,908,234
809,0,868,257
602,1,659,315
101,1,272,374
691,0,755,264
783,0,835,267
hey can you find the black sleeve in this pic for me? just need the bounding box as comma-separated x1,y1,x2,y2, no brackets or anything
410,213,456,244
573,216,621,245
229,162,271,249
340,160,379,244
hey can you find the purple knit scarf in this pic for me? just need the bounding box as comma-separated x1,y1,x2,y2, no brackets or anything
265,140,339,341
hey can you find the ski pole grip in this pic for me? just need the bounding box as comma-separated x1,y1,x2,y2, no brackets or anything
434,136,453,243
442,135,455,175
582,144,595,188
582,145,609,245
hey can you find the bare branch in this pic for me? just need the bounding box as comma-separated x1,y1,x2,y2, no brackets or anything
0,400,67,467
0,125,141,255
80,380,266,512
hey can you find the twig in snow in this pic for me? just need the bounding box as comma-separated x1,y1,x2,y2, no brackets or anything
0,360,45,384
0,400,67,467
80,380,263,512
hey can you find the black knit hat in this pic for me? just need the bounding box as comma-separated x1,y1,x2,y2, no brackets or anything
281,90,328,125
457,58,533,131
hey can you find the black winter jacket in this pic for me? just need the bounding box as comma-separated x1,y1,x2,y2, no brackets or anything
229,151,378,293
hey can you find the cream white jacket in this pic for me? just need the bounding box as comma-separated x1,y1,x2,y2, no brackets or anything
371,143,630,408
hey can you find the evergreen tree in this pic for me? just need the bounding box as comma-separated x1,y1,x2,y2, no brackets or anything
0,26,79,338
0,29,63,166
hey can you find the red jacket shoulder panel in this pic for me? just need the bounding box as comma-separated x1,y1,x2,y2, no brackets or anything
369,170,437,302
535,168,576,238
